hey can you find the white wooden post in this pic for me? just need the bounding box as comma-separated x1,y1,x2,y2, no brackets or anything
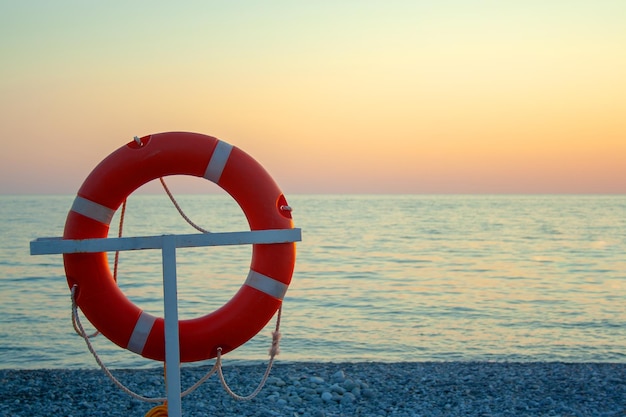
162,234,182,416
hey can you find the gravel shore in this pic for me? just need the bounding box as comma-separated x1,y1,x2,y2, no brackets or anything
1,362,624,416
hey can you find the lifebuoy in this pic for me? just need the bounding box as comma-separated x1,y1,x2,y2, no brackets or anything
63,132,296,362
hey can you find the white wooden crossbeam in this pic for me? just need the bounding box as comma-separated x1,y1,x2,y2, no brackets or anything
30,228,302,255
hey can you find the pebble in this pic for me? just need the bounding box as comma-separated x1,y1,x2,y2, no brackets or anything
0,362,624,416
309,376,324,385
331,370,345,382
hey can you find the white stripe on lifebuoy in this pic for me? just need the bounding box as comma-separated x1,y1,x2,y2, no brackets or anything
203,140,233,183
71,196,115,225
245,270,289,300
127,311,157,355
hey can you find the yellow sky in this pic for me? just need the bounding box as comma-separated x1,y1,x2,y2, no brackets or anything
1,1,624,194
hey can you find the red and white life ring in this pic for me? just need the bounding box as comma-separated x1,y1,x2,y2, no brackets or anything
63,132,296,362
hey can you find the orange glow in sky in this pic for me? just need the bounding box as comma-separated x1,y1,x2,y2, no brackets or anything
1,1,624,194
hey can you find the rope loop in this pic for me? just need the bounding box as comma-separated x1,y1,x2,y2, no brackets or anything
215,306,282,401
70,285,282,405
71,285,166,403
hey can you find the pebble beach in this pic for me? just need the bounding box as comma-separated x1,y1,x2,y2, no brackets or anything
1,362,624,417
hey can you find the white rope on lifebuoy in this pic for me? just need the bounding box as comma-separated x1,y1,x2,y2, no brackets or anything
71,286,282,403
216,307,282,401
159,177,211,234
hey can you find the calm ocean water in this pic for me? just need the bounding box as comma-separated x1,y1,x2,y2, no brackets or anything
1,194,625,369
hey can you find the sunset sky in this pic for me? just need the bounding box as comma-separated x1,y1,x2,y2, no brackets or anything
1,1,625,194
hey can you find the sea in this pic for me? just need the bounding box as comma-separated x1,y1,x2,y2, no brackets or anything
1,194,625,369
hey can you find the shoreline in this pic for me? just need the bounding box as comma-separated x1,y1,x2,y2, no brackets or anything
2,362,625,416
